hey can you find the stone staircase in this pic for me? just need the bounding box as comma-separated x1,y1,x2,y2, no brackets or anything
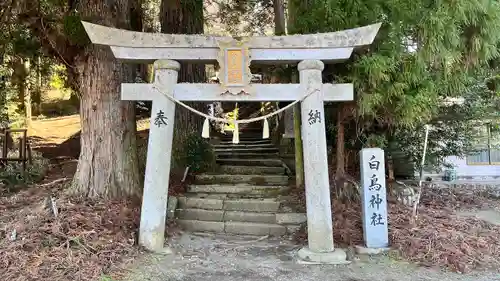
174,133,306,236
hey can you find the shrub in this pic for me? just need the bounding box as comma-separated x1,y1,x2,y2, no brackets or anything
181,133,216,173
136,134,148,181
0,150,48,186
136,131,215,179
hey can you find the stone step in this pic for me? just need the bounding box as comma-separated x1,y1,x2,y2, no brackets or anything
219,138,267,142
220,132,263,136
239,128,264,132
214,147,279,153
176,208,306,225
187,184,289,197
217,142,273,146
177,220,288,236
217,165,286,175
219,131,264,137
216,152,280,159
177,197,281,212
194,174,289,185
216,158,284,167
213,143,275,149
219,139,272,145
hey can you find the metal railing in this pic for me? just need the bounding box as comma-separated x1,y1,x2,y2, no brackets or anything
466,147,500,165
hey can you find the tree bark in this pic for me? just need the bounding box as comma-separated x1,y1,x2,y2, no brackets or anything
141,0,161,83
143,0,160,32
335,108,345,188
12,58,32,127
273,0,286,36
271,0,287,144
13,58,26,117
287,0,305,187
34,55,42,115
160,0,206,168
23,59,32,127
71,0,141,198
387,155,395,181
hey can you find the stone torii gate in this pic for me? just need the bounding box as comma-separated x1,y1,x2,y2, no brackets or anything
82,22,381,264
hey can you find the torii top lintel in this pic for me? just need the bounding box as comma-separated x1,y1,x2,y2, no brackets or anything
81,21,381,64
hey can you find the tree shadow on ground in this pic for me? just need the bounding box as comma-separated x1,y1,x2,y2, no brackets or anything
30,132,80,161
37,99,79,118
31,128,151,162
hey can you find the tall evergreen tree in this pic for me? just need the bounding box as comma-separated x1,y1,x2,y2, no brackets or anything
160,0,207,168
12,0,143,198
209,0,500,180
287,0,500,177
70,0,141,198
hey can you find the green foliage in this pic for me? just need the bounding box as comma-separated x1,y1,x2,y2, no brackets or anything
63,14,90,47
49,64,68,90
207,0,274,35
11,29,40,56
364,134,388,149
285,0,500,175
136,131,216,179
0,65,15,127
181,133,216,173
0,0,81,126
390,74,498,173
137,134,148,180
210,1,500,175
0,151,48,187
291,0,500,126
0,0,74,125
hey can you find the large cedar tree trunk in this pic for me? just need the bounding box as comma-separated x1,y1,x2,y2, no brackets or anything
13,58,31,126
335,108,346,188
141,0,161,83
273,0,286,36
287,0,305,187
272,0,286,141
23,59,32,127
71,0,140,198
160,0,206,167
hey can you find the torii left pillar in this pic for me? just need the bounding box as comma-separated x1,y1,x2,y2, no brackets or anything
138,60,179,252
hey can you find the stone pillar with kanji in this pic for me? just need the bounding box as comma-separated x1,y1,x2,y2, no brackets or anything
138,60,179,252
296,60,348,264
359,148,389,251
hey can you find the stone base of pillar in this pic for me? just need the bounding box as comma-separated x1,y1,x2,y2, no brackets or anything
354,245,390,255
154,247,173,255
297,247,350,265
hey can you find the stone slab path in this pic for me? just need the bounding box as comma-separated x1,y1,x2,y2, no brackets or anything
122,233,500,281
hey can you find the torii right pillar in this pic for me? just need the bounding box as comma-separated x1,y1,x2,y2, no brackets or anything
297,60,349,264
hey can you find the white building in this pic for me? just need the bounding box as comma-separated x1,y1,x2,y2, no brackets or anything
434,121,500,181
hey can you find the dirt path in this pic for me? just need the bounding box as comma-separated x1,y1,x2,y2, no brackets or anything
27,115,151,160
29,115,81,144
122,233,500,281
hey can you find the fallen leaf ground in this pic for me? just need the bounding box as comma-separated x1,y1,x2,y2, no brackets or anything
1,115,500,280
294,182,500,273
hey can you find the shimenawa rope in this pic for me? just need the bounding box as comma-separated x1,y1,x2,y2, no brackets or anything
152,86,319,143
